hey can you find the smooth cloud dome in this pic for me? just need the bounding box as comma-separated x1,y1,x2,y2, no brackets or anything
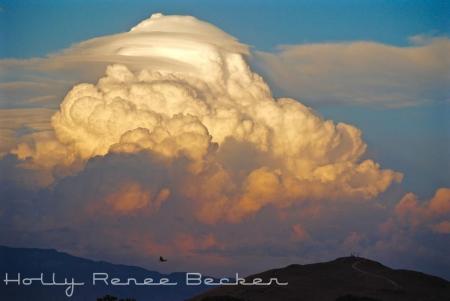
12,13,402,223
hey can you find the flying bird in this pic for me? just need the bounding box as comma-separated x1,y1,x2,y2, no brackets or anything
159,256,168,262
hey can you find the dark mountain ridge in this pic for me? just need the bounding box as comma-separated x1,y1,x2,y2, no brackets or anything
190,256,450,301
0,245,211,301
2,245,449,301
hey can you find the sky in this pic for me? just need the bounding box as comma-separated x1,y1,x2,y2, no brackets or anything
1,0,449,58
0,0,449,279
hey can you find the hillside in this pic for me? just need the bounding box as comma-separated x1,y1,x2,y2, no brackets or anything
190,257,450,301
0,245,210,301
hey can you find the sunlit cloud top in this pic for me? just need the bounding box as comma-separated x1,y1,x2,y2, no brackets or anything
8,13,402,224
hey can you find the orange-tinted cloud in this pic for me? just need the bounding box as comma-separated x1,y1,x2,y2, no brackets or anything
392,188,450,233
431,221,450,234
6,14,401,224
104,182,169,214
291,224,310,242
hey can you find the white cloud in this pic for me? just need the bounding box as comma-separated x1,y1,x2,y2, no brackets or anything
1,14,448,277
7,14,402,223
256,38,450,107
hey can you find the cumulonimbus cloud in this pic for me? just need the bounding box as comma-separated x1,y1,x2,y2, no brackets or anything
9,13,402,223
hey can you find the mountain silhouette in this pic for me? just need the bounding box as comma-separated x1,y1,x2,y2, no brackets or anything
2,246,449,301
190,257,450,301
0,245,213,301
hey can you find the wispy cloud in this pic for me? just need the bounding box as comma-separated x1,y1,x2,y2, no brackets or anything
256,37,450,107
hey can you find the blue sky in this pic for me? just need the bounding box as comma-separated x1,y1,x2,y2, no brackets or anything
1,0,449,58
321,104,450,198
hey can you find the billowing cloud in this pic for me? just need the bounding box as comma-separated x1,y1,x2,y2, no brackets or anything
9,13,448,278
6,14,402,224
101,182,170,214
389,188,450,233
256,37,450,107
368,187,450,277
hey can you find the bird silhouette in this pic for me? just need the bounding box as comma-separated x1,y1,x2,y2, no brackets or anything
159,256,168,262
